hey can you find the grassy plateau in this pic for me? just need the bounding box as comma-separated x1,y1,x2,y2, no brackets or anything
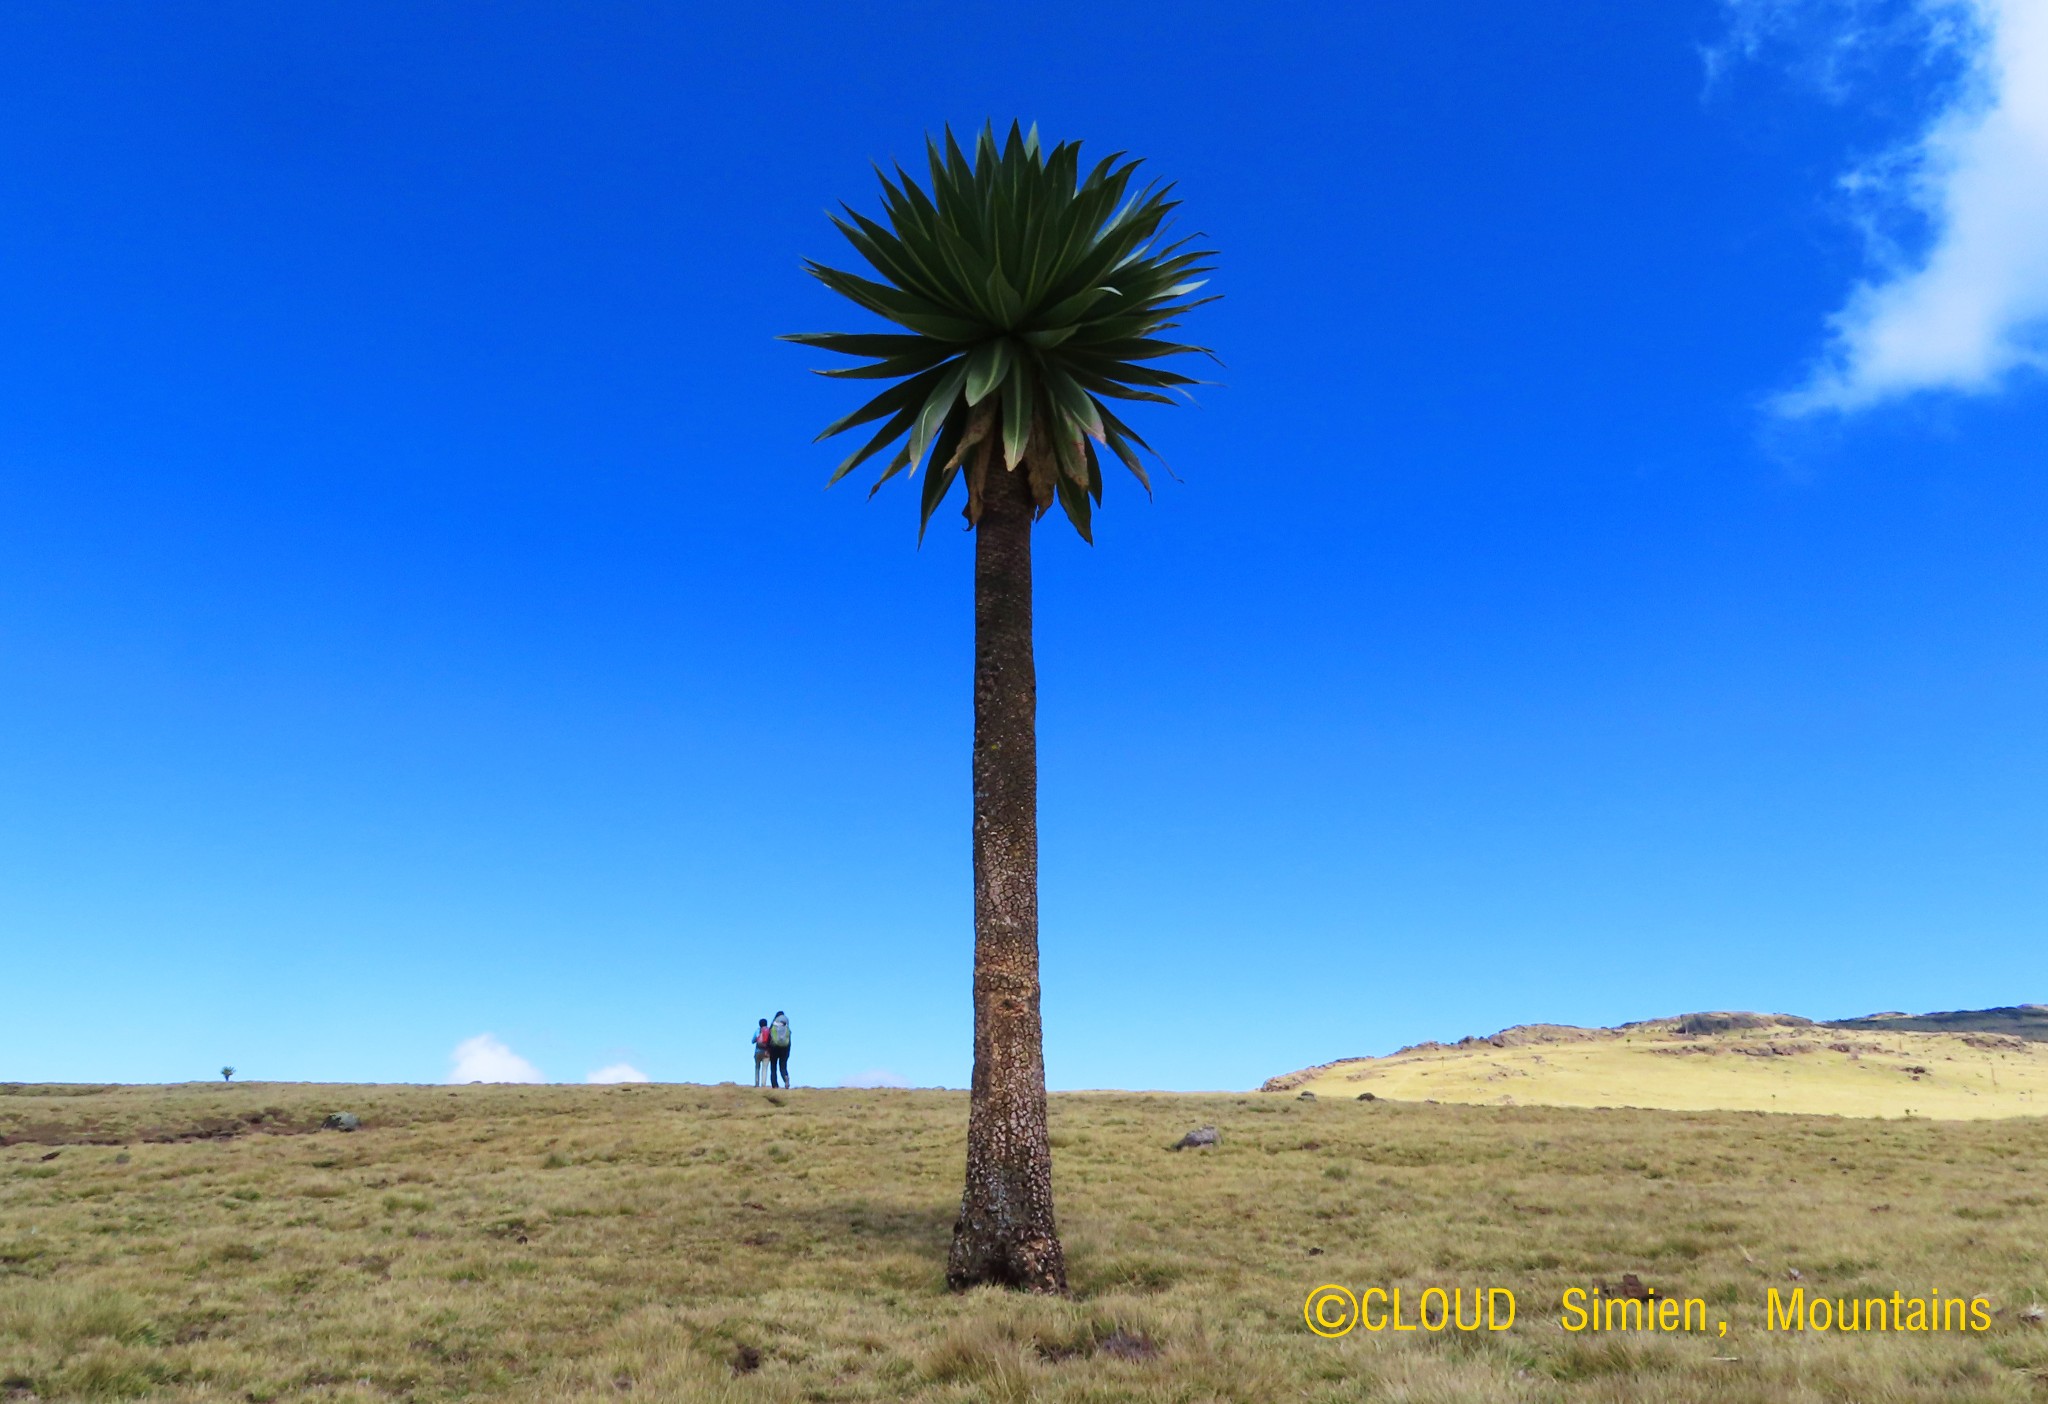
1272,1015,2048,1120
5,1080,2048,1402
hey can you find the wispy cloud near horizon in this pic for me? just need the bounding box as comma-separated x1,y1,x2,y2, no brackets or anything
447,1034,545,1084
839,1069,911,1089
586,1062,650,1084
1729,0,2048,413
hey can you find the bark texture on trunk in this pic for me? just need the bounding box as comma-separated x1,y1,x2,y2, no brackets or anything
946,460,1067,1294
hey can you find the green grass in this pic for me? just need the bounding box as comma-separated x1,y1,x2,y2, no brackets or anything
5,1081,2048,1400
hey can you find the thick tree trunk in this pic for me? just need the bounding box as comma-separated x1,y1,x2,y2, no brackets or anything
947,460,1067,1294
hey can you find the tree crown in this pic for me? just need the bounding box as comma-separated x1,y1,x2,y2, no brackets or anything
786,123,1217,542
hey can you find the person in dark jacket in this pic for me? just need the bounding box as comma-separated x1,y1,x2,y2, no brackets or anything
767,1011,791,1088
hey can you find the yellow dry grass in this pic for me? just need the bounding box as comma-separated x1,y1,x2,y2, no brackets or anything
5,1080,2048,1402
1288,1023,2048,1118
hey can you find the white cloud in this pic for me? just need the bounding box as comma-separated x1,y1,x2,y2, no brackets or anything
1759,0,2048,413
586,1063,650,1084
448,1034,545,1084
838,1069,910,1089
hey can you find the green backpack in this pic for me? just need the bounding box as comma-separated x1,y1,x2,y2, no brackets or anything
769,1018,790,1049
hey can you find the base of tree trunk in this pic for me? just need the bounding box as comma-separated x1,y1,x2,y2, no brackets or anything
947,1213,1067,1294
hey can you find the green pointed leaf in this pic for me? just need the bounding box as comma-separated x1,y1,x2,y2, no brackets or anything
834,207,954,304
1100,420,1151,496
964,338,1014,405
1000,356,1035,469
813,347,955,380
781,331,936,359
1093,399,1157,453
828,212,936,303
1040,365,1104,441
1064,359,1205,391
815,363,952,443
918,450,965,543
1058,335,1213,362
1064,368,1176,405
890,308,994,342
827,402,919,486
1020,326,1079,351
986,268,1023,326
1029,284,1113,329
1054,472,1093,543
942,128,974,199
865,439,915,497
802,260,927,322
903,357,971,477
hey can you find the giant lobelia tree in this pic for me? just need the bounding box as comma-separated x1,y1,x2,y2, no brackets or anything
787,124,1215,1292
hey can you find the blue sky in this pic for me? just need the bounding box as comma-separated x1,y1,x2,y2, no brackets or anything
3,1,2045,1092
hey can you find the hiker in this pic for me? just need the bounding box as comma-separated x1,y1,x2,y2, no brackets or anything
751,1018,771,1087
767,1011,791,1089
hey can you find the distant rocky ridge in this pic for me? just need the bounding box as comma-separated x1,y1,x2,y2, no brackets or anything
1824,1005,2048,1040
1260,1004,2048,1092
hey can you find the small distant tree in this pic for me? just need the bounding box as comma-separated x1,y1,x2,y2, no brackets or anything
221,1066,235,1083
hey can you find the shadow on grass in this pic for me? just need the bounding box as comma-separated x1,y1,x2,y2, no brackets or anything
745,1199,957,1251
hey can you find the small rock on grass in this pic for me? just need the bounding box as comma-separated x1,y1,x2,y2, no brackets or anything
1172,1126,1220,1150
323,1112,360,1132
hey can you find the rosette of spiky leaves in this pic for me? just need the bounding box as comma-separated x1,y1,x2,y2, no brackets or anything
785,123,1216,543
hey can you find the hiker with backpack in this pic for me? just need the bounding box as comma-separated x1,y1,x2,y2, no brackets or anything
767,1011,791,1088
751,1018,771,1087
